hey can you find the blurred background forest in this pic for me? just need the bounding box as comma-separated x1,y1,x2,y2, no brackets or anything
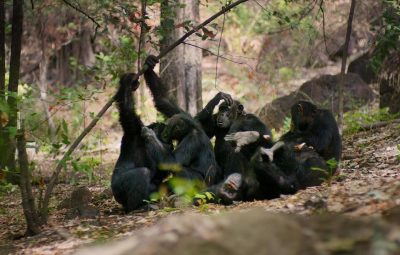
0,0,399,253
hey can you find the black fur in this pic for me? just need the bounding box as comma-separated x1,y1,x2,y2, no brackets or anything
281,100,342,162
196,93,273,179
143,113,219,185
195,137,328,205
112,73,171,213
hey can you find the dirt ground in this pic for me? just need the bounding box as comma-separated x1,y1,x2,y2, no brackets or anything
0,118,399,255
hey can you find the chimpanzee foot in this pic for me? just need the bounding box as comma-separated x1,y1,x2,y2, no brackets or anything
219,173,243,200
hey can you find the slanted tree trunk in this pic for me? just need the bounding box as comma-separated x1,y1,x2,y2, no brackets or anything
160,0,202,115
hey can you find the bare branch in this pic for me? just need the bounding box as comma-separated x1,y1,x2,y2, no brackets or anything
61,0,100,40
183,42,257,72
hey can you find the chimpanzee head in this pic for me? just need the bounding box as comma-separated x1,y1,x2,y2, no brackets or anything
161,113,195,143
216,100,245,128
119,73,140,92
290,101,317,132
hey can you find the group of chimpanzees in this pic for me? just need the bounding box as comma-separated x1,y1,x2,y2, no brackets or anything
111,55,342,212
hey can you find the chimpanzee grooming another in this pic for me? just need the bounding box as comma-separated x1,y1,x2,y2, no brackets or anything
141,113,219,185
281,100,342,163
195,131,328,205
142,56,219,185
144,55,272,180
196,93,273,179
112,73,172,213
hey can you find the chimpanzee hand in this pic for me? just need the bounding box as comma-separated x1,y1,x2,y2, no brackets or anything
145,55,159,70
225,131,263,152
141,126,158,141
216,92,233,106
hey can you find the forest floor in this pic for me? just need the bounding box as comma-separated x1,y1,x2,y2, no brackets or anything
0,116,399,254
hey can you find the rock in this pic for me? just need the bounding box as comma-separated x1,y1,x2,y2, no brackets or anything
76,209,399,255
59,186,99,219
257,73,374,130
347,52,377,84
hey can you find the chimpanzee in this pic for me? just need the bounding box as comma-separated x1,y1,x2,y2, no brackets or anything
194,131,328,205
196,93,273,179
281,101,342,163
142,56,220,185
112,73,172,213
141,112,219,185
143,55,272,180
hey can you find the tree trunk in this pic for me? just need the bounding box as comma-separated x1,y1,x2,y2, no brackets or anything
4,0,23,184
0,0,7,176
0,0,4,97
38,56,56,142
17,130,41,235
160,0,202,115
182,0,202,115
338,0,356,133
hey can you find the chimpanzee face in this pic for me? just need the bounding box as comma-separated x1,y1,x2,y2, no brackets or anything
216,101,244,128
161,115,190,143
290,101,317,132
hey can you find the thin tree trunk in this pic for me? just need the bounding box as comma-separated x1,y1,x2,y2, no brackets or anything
0,0,7,175
38,57,56,142
0,0,5,98
4,0,23,184
183,0,202,115
138,0,148,109
17,130,41,235
160,0,203,115
160,0,186,108
338,0,356,133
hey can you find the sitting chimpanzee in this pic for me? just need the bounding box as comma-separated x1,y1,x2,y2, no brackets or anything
280,101,342,163
112,73,173,213
196,93,273,179
194,131,328,205
143,55,272,180
142,56,220,185
141,112,219,185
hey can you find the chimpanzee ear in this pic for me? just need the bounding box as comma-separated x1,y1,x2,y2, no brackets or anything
297,104,304,115
237,104,244,114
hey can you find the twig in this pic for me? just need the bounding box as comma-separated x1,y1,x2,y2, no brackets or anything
358,119,400,131
183,42,257,72
61,0,100,41
40,0,250,221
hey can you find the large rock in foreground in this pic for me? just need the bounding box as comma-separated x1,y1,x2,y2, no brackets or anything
257,73,374,131
76,208,400,255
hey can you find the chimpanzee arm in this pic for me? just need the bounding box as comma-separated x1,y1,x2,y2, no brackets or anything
114,73,143,136
172,135,197,166
304,129,332,154
141,127,174,164
143,56,183,118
